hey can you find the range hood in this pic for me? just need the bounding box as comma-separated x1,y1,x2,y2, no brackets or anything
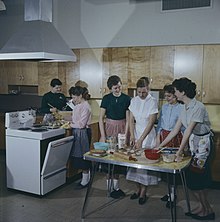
0,0,76,62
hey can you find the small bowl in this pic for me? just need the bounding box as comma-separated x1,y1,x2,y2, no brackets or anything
93,142,109,151
144,149,160,160
162,153,176,163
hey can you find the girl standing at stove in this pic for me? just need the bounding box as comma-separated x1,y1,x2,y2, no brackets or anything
69,86,92,189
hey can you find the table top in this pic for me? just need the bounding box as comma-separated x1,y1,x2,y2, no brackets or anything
84,152,191,174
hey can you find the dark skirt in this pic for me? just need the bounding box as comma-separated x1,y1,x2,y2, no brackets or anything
71,128,92,170
186,134,213,190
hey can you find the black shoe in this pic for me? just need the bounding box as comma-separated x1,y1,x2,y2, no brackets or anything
185,212,198,217
139,195,147,205
161,194,169,202
191,212,215,220
74,182,89,190
130,193,140,200
110,189,125,199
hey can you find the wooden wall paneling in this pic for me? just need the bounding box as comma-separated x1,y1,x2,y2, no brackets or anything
65,49,80,95
38,62,59,96
109,47,129,94
202,45,220,104
128,47,150,88
150,46,174,89
80,48,103,98
0,62,8,94
102,48,111,95
174,45,203,100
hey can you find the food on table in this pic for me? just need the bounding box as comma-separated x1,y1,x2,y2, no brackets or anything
113,151,137,161
90,149,107,157
144,149,160,160
162,153,176,163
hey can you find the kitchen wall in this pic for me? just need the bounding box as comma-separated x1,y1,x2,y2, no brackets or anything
1,1,220,49
54,0,220,48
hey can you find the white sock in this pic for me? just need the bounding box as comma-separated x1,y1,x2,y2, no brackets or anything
113,179,119,191
170,186,175,201
81,173,89,186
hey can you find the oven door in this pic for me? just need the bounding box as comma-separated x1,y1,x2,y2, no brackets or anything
40,136,74,195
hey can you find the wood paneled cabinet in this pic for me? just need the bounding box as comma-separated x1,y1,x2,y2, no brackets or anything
174,45,203,100
202,45,220,104
0,62,8,94
174,45,220,104
6,61,38,86
80,48,104,98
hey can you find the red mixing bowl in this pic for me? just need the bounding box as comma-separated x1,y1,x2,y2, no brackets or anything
144,149,160,160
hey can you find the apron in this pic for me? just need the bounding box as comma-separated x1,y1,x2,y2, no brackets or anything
126,98,159,186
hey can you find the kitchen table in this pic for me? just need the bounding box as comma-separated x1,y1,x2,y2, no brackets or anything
81,152,192,222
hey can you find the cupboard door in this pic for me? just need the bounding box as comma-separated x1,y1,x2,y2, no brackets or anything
0,62,8,94
150,46,174,89
174,45,203,100
202,45,220,104
21,62,38,85
65,49,80,96
6,61,38,85
107,48,129,94
80,48,103,98
38,63,59,96
128,47,150,88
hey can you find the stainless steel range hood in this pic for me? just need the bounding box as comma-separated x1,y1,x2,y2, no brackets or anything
0,0,76,62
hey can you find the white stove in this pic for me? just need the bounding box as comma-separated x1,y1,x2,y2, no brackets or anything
5,110,73,195
5,110,65,139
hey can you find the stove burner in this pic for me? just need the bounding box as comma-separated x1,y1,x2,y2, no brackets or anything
18,127,31,131
31,128,48,132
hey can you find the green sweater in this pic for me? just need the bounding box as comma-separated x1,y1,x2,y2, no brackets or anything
40,91,67,114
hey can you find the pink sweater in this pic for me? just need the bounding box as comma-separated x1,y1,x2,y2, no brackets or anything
70,101,91,128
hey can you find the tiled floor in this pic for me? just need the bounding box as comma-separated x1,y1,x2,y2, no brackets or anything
0,152,219,222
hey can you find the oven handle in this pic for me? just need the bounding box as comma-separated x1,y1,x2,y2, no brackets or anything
50,137,74,148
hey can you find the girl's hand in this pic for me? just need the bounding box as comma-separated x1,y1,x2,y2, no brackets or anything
134,139,143,150
175,150,183,162
99,136,106,143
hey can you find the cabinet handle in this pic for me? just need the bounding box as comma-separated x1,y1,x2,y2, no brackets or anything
150,78,153,83
197,90,201,97
202,91,206,97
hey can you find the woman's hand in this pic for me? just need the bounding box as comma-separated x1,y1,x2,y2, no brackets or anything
50,107,57,113
134,138,144,150
175,149,183,162
99,136,106,143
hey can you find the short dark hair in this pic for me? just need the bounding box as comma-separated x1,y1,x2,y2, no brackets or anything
50,78,62,87
107,75,122,89
136,77,149,88
163,84,175,94
69,86,91,100
172,77,196,99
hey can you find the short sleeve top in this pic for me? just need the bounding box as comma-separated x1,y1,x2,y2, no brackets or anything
180,98,211,135
100,93,131,120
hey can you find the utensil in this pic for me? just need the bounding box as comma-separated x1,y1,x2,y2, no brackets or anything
156,147,167,153
48,103,55,108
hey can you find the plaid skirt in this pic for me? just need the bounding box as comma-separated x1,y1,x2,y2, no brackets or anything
160,129,183,147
